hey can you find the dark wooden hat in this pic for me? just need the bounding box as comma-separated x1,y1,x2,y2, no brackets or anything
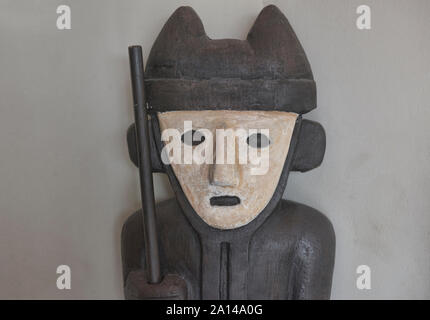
145,5,316,114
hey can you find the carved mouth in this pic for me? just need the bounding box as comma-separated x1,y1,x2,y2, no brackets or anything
209,196,241,206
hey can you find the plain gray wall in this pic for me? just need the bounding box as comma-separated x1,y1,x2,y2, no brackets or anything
0,0,429,299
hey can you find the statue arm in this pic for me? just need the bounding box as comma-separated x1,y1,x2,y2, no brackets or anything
291,211,336,300
121,210,145,284
121,210,187,299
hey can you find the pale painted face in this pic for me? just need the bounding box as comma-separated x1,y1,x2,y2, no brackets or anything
158,110,297,229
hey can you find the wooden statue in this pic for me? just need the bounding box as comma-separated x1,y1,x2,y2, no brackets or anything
122,5,335,300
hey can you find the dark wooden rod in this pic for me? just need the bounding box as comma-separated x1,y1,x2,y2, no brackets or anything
128,45,161,284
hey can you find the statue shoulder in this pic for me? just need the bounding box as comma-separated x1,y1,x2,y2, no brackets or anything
257,199,335,246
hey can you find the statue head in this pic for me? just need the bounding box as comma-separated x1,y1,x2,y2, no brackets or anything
127,5,325,230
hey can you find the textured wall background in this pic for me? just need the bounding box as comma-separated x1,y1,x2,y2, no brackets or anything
0,0,429,299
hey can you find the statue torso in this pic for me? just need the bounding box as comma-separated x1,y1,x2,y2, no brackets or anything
122,198,335,300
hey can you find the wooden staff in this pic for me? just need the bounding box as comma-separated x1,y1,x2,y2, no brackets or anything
128,45,161,284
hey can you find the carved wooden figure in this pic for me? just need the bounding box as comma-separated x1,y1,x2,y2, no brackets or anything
122,5,335,300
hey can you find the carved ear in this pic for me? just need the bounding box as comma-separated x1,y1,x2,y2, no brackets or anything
145,6,206,79
291,119,326,172
126,121,164,173
164,6,205,38
247,5,313,79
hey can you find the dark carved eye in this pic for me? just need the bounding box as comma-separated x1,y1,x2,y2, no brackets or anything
181,130,205,146
247,133,270,149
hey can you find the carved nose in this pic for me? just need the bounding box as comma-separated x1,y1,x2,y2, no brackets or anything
209,123,239,187
209,163,239,187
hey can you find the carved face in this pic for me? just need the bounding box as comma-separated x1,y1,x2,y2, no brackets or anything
158,110,297,229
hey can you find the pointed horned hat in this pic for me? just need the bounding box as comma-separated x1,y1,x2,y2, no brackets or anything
144,5,316,114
